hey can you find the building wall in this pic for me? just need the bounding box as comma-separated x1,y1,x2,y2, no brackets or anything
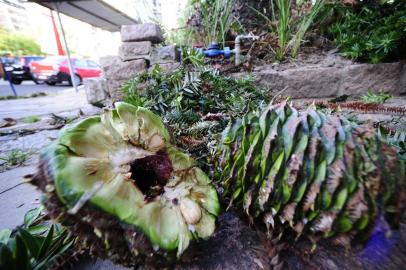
0,0,30,32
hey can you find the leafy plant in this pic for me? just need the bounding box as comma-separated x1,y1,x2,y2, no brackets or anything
290,0,325,57
252,0,325,60
181,47,205,67
0,149,28,166
361,89,392,104
275,0,291,60
378,126,406,161
23,115,41,123
190,0,236,46
121,62,268,169
329,2,406,63
0,207,75,270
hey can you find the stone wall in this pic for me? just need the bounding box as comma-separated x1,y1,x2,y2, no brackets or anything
234,61,406,98
84,23,180,105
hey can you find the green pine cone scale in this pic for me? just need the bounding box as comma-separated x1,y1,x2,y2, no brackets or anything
216,102,406,244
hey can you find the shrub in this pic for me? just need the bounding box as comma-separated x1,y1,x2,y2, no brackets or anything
329,2,406,63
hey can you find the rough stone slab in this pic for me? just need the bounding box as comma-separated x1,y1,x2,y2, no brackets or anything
0,166,40,229
101,59,147,81
119,41,152,61
150,62,181,73
401,63,406,94
245,61,405,98
106,79,127,102
340,62,403,96
121,23,164,43
252,67,341,98
99,56,121,79
83,77,109,106
150,45,179,64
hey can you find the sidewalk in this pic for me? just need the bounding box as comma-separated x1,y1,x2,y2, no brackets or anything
0,87,90,119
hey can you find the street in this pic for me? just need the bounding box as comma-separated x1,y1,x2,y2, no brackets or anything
0,80,71,97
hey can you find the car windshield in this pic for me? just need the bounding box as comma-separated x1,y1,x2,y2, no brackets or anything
38,57,66,65
1,57,19,65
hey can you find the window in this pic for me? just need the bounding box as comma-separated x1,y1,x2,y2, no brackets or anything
87,60,99,68
74,59,88,68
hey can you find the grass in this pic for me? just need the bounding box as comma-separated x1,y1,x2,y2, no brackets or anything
0,92,47,100
200,0,235,47
361,89,392,104
0,149,29,166
22,115,41,123
251,0,325,60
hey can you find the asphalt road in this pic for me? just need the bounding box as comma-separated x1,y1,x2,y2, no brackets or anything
0,80,71,97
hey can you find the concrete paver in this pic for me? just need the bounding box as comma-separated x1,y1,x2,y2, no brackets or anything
0,166,40,229
0,87,90,119
0,81,70,97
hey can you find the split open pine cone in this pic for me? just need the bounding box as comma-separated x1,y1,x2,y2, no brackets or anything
33,102,220,267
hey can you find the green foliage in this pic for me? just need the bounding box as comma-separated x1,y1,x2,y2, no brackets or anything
378,127,406,161
23,115,41,123
121,63,268,167
275,0,291,60
181,47,205,67
361,89,392,104
188,0,236,46
253,0,325,60
0,28,42,56
0,149,28,166
0,207,75,270
122,64,267,120
329,2,406,63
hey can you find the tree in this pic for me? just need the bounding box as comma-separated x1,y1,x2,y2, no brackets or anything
0,28,42,56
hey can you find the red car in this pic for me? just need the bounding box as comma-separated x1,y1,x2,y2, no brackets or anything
30,56,102,86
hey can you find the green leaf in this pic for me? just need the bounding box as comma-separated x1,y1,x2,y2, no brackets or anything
26,225,49,236
18,228,41,258
24,207,42,228
0,243,15,270
15,235,30,270
37,224,54,259
0,229,12,245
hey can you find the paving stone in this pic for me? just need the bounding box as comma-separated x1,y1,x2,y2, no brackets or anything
0,88,90,119
121,23,164,43
0,166,40,229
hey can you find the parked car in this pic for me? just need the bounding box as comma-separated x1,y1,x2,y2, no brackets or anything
10,56,45,84
1,56,46,84
30,57,102,86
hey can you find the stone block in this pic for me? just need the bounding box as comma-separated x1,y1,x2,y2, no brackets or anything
241,61,404,98
83,77,109,107
106,79,127,102
102,58,147,81
99,55,121,79
119,41,152,61
339,62,403,96
150,45,179,64
400,63,406,95
252,67,341,98
121,23,164,43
